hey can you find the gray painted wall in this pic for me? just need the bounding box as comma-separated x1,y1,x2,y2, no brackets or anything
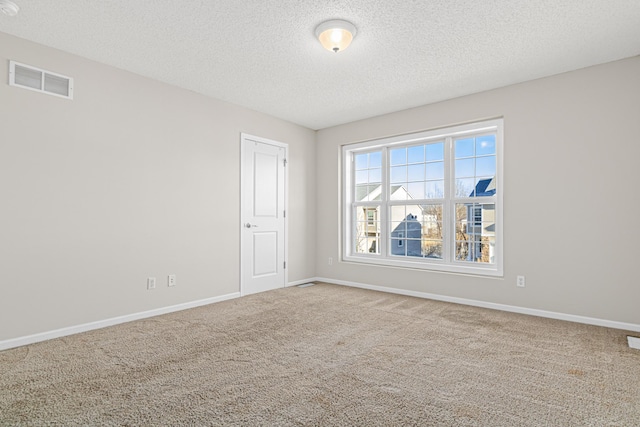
316,56,640,325
0,33,316,341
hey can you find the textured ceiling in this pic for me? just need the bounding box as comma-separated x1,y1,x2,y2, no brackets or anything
1,0,639,129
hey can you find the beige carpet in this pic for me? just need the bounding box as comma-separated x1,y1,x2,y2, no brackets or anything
1,283,639,426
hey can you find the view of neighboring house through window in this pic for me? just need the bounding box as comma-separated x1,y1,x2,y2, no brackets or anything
353,151,382,254
344,119,503,276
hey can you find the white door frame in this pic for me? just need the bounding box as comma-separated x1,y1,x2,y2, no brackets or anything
240,133,288,296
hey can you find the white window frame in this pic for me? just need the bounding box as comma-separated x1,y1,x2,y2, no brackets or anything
342,118,503,277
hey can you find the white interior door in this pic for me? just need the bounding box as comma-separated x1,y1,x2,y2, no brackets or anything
241,134,287,295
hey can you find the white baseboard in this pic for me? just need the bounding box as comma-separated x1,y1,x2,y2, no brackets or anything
286,278,318,287
315,277,640,333
4,278,638,352
0,292,240,352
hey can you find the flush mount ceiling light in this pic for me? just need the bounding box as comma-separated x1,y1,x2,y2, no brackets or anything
0,0,19,16
315,19,357,53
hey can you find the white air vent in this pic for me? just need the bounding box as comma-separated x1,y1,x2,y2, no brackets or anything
9,61,73,99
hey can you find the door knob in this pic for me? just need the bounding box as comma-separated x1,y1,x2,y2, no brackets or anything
245,223,258,228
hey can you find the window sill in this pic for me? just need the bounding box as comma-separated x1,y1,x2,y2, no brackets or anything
343,254,503,277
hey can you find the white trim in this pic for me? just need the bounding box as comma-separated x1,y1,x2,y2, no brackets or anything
5,281,637,351
315,277,640,333
344,121,500,152
0,292,240,352
341,254,502,276
342,118,503,277
287,277,317,287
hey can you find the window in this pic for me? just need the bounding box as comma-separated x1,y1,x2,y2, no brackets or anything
343,119,503,276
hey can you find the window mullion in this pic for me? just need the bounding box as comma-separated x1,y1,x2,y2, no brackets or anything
350,151,357,256
344,151,354,257
379,147,389,258
443,136,453,264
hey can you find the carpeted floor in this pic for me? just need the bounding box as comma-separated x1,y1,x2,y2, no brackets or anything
1,283,639,426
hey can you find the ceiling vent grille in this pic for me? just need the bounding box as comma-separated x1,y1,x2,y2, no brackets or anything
9,61,74,99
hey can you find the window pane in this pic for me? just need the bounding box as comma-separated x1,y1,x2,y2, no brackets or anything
455,202,469,237
421,204,443,222
369,152,382,168
405,205,422,220
391,234,421,256
455,158,474,178
390,222,406,234
455,242,471,261
407,145,424,163
390,204,443,259
407,182,425,199
405,239,423,257
390,239,407,256
426,162,444,180
421,204,443,239
478,239,496,264
426,142,444,161
455,138,474,158
390,185,408,200
369,168,382,183
355,233,380,254
476,135,496,155
474,177,495,197
367,234,381,254
476,156,496,177
391,205,410,224
356,184,382,201
455,203,495,264
355,206,380,254
390,166,406,184
355,221,367,253
356,185,368,201
388,144,446,202
368,185,382,201
455,178,476,198
355,152,383,193
423,223,442,240
355,154,368,170
426,181,444,198
391,205,422,226
456,240,494,263
390,148,407,166
407,164,424,182
454,137,497,197
422,240,442,259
